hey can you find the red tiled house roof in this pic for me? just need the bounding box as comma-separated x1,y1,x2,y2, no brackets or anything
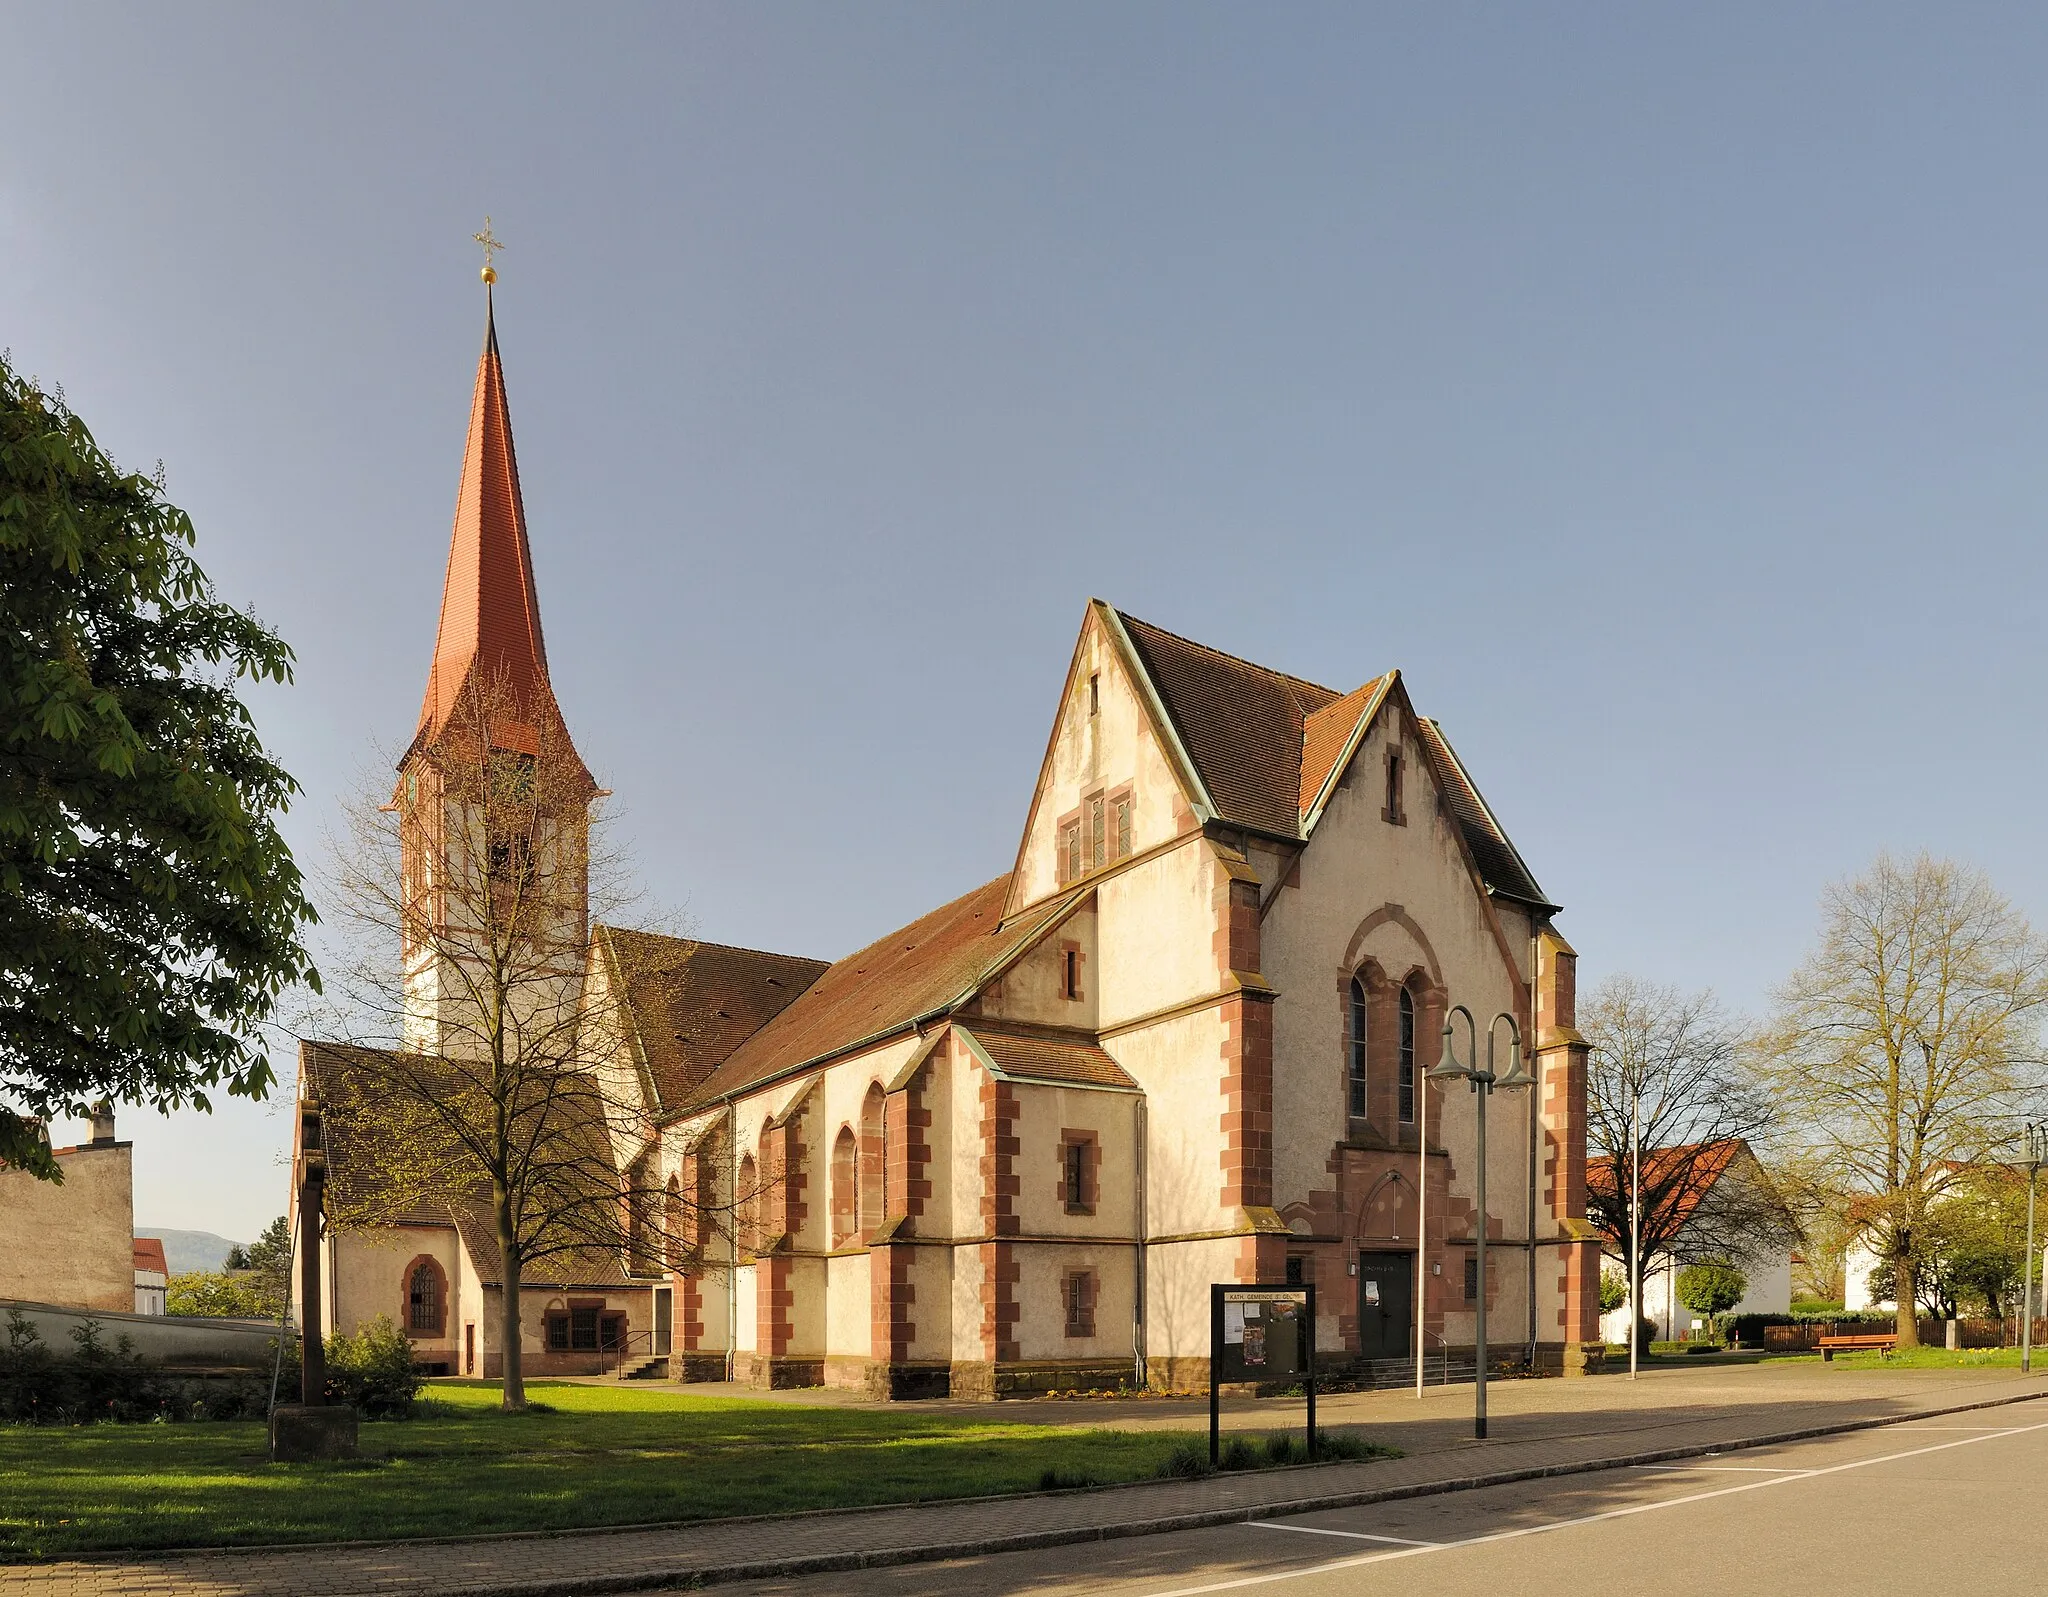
132,1238,167,1276
1586,1138,1747,1232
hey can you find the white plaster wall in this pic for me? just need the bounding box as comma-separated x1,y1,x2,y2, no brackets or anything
734,1264,758,1352
1011,1083,1139,1238
1600,1249,1797,1342
1144,1235,1242,1372
330,1225,460,1342
1014,1242,1137,1363
1105,1007,1232,1239
979,904,1097,1029
1096,842,1225,1028
825,1251,871,1358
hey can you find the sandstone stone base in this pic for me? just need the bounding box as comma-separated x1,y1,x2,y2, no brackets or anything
269,1404,359,1461
864,1360,951,1401
669,1352,729,1383
738,1354,825,1389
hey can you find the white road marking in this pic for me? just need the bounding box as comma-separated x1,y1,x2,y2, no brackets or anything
1248,1523,1439,1546
1636,1464,1814,1474
1139,1415,2048,1597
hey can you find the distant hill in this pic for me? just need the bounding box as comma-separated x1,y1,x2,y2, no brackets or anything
141,1228,244,1274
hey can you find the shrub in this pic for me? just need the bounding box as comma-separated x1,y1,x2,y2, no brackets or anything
1220,1436,1259,1471
324,1315,422,1418
1264,1431,1299,1464
1161,1441,1213,1478
1311,1429,1385,1461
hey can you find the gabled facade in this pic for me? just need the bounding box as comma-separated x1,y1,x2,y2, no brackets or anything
652,602,1603,1396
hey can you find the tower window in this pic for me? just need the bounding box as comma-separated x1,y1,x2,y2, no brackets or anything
1398,985,1416,1125
1348,976,1368,1119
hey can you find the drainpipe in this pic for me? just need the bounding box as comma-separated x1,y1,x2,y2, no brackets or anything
1133,1095,1149,1390
726,1098,738,1385
1527,920,1541,1369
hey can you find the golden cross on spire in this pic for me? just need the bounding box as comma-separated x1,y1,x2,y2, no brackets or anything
474,217,505,284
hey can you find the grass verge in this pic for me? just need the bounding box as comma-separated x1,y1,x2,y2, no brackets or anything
0,1380,1394,1560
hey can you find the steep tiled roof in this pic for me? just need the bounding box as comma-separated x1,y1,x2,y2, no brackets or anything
410,302,588,780
1116,610,1342,837
1586,1139,1746,1232
956,1025,1139,1091
132,1238,168,1277
685,877,1074,1109
1299,675,1392,816
1415,718,1552,907
299,1041,452,1225
599,927,828,1112
447,1203,645,1290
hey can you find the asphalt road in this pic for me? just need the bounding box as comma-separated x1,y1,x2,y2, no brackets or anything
716,1410,2048,1596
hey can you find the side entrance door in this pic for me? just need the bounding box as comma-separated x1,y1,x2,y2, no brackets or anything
1357,1251,1414,1360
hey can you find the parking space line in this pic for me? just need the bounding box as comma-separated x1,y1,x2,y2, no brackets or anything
1140,1416,2048,1596
1249,1523,1440,1547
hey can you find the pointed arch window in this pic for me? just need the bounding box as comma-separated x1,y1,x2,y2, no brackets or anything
1398,985,1416,1125
1348,977,1368,1119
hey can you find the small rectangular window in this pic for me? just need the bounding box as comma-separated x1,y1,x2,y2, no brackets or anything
1061,945,1081,1001
1464,1255,1479,1303
570,1304,600,1351
546,1313,569,1352
1064,1143,1086,1207
1064,1269,1096,1337
1089,673,1100,715
1285,1256,1306,1287
1385,751,1405,825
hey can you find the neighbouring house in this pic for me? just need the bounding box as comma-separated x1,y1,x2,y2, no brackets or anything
1590,1138,1793,1343
132,1238,168,1315
0,1103,141,1315
297,287,1606,1396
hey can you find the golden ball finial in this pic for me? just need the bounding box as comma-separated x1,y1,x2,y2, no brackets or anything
481,264,497,285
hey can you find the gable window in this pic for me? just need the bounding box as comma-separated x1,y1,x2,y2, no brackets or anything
1398,986,1416,1125
1089,673,1100,715
1384,750,1406,825
1348,977,1368,1119
1059,820,1082,884
1113,794,1133,860
1088,795,1107,869
1060,942,1083,1002
1063,1269,1097,1337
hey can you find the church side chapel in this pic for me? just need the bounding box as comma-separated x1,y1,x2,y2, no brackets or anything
299,285,1603,1396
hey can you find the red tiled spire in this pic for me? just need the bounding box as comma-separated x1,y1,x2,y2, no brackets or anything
411,297,581,770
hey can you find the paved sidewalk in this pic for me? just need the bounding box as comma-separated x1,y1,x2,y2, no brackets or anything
8,1368,2045,1597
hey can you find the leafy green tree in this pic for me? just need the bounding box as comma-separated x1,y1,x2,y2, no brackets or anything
0,354,317,1176
1676,1260,1748,1336
1599,1269,1628,1315
166,1270,280,1319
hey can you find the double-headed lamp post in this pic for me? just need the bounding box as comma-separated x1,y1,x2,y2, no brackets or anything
1427,1005,1535,1440
2023,1123,2047,1375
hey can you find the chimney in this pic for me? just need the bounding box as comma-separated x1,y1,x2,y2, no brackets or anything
89,1100,116,1145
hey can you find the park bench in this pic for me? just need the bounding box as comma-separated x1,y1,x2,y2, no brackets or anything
1817,1333,1898,1362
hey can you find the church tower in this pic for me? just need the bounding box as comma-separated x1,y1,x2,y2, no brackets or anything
399,285,594,1054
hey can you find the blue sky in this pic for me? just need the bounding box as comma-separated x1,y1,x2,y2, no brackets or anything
9,4,2048,1239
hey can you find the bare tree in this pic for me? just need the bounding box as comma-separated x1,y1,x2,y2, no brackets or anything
1583,977,1794,1315
308,669,722,1409
1765,853,2048,1346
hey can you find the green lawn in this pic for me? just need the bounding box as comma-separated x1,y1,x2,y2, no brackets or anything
0,1381,1332,1560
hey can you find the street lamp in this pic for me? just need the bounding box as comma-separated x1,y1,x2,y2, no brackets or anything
2023,1124,2047,1375
1427,1005,1534,1439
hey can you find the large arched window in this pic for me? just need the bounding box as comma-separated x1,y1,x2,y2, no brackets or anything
1348,977,1368,1118
405,1256,446,1337
664,1173,684,1269
1398,985,1417,1124
737,1154,760,1256
858,1083,886,1238
831,1125,859,1248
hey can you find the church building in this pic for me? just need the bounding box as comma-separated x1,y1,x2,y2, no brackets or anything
301,291,1603,1395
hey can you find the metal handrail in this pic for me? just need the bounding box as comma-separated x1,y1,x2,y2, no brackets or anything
602,1327,662,1377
